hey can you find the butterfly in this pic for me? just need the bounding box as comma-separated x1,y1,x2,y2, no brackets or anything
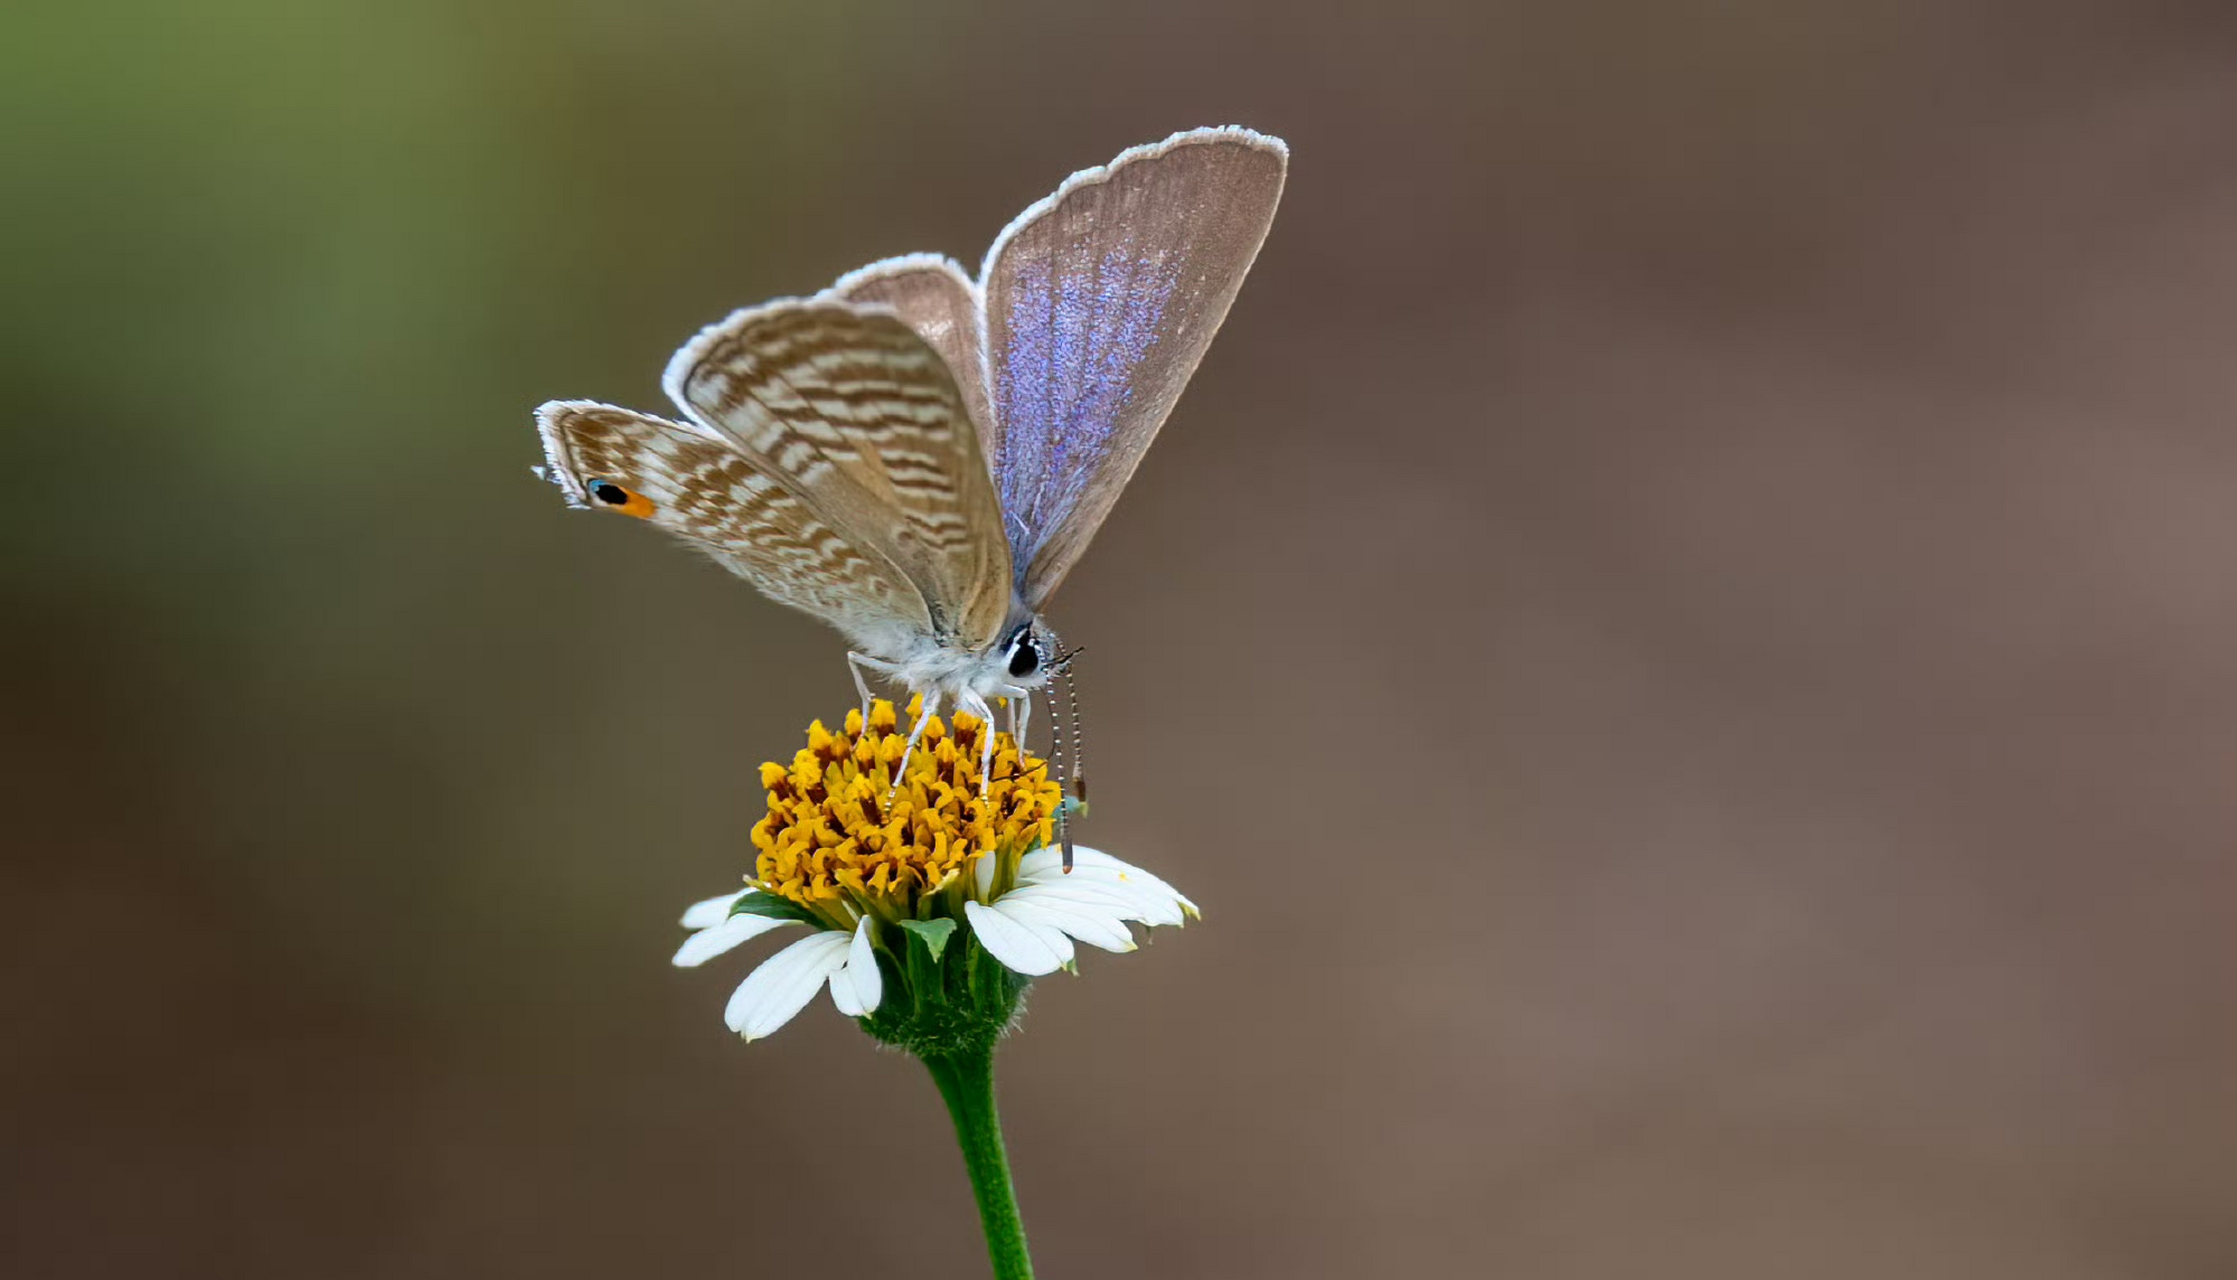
534,127,1287,796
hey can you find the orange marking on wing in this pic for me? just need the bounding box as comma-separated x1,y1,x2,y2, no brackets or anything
587,477,658,519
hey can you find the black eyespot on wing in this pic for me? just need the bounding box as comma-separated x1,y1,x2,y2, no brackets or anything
578,476,656,519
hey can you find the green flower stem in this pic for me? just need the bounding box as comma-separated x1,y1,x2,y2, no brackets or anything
921,1044,1033,1280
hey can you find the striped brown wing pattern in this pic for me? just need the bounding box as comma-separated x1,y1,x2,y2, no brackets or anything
662,302,1013,649
535,401,932,639
826,255,996,463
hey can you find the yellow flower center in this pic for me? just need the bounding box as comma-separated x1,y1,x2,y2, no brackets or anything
750,697,1060,927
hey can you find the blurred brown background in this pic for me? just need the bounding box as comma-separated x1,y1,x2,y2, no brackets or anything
4,1,2234,1276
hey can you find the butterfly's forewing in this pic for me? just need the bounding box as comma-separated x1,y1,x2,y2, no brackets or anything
661,302,1013,648
982,127,1287,608
535,401,932,637
826,255,996,461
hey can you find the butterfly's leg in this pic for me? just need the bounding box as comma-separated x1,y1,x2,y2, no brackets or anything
958,689,999,793
888,690,941,797
846,652,885,729
1012,692,1033,756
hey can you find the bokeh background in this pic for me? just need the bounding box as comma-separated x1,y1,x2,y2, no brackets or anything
5,1,2234,1276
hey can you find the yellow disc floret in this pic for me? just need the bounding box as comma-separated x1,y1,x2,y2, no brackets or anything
751,697,1060,929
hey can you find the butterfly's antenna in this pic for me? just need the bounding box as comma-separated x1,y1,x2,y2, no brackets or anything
1049,683,1072,871
1036,628,1076,872
1050,646,1088,873
1062,651,1088,808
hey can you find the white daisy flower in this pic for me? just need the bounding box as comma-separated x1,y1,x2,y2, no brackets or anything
670,700,1195,1042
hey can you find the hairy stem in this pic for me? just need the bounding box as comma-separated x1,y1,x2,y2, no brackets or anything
921,1044,1033,1280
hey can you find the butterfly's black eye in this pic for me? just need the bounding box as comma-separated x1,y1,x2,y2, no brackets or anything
1007,631,1041,678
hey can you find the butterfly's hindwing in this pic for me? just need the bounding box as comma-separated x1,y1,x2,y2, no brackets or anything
662,302,1012,647
536,401,932,641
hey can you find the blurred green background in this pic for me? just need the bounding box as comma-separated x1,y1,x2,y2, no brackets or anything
4,1,2234,1276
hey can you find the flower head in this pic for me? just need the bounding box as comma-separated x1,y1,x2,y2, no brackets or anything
753,698,1059,924
675,699,1195,1044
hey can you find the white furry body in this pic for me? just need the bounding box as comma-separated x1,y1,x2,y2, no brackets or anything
846,612,1053,786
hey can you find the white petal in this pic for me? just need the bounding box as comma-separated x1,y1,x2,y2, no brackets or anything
671,912,799,967
1019,847,1191,926
828,917,883,1017
1019,845,1180,897
965,900,1071,976
1014,846,1067,879
1081,881,1186,928
1002,879,1144,916
1077,849,1198,919
998,890,1137,954
724,931,851,1039
1012,873,1164,926
680,890,749,929
972,849,997,899
1068,847,1198,914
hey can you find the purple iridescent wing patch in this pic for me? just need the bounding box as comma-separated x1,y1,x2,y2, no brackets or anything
980,127,1288,608
993,249,1181,574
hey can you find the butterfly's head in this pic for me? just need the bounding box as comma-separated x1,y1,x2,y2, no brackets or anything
997,619,1050,686
960,615,1074,700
